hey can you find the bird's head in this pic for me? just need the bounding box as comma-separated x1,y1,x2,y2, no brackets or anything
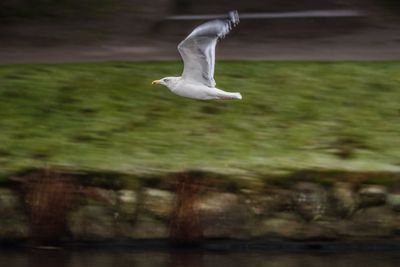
151,77,179,88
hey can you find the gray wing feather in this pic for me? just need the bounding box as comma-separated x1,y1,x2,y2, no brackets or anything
178,11,239,87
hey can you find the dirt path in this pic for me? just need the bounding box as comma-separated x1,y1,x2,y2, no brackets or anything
1,14,400,63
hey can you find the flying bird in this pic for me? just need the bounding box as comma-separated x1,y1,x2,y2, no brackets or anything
152,11,242,100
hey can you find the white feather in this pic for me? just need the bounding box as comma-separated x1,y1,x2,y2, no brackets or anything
154,11,242,100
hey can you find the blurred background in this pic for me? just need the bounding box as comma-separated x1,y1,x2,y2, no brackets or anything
0,0,400,62
1,1,400,263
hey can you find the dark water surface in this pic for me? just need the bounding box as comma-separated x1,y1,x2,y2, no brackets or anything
1,250,400,267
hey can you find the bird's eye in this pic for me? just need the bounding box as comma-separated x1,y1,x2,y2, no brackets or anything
164,79,169,82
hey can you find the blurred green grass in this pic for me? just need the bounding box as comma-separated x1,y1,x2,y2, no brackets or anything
0,61,399,179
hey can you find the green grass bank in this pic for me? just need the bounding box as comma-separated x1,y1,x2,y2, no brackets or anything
0,61,399,181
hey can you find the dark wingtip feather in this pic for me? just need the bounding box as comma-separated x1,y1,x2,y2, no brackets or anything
216,11,239,39
228,10,240,26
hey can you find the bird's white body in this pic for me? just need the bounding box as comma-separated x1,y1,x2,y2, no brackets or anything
152,11,242,101
162,77,242,100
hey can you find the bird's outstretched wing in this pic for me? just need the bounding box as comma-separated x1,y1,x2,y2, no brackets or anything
177,11,239,88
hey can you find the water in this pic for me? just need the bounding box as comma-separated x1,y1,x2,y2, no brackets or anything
1,250,400,267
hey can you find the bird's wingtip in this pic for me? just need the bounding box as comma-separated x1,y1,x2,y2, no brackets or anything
228,10,240,25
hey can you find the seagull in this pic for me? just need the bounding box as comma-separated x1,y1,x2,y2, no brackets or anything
152,11,242,100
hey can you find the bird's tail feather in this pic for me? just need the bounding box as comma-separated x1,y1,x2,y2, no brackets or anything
226,92,242,100
234,92,242,100
216,91,242,100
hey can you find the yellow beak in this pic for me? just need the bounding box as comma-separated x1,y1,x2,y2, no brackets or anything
152,80,161,85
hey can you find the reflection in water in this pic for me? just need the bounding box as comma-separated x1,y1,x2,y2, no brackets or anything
1,250,400,267
170,251,204,267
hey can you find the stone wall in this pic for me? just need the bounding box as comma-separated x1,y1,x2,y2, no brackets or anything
1,171,400,246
